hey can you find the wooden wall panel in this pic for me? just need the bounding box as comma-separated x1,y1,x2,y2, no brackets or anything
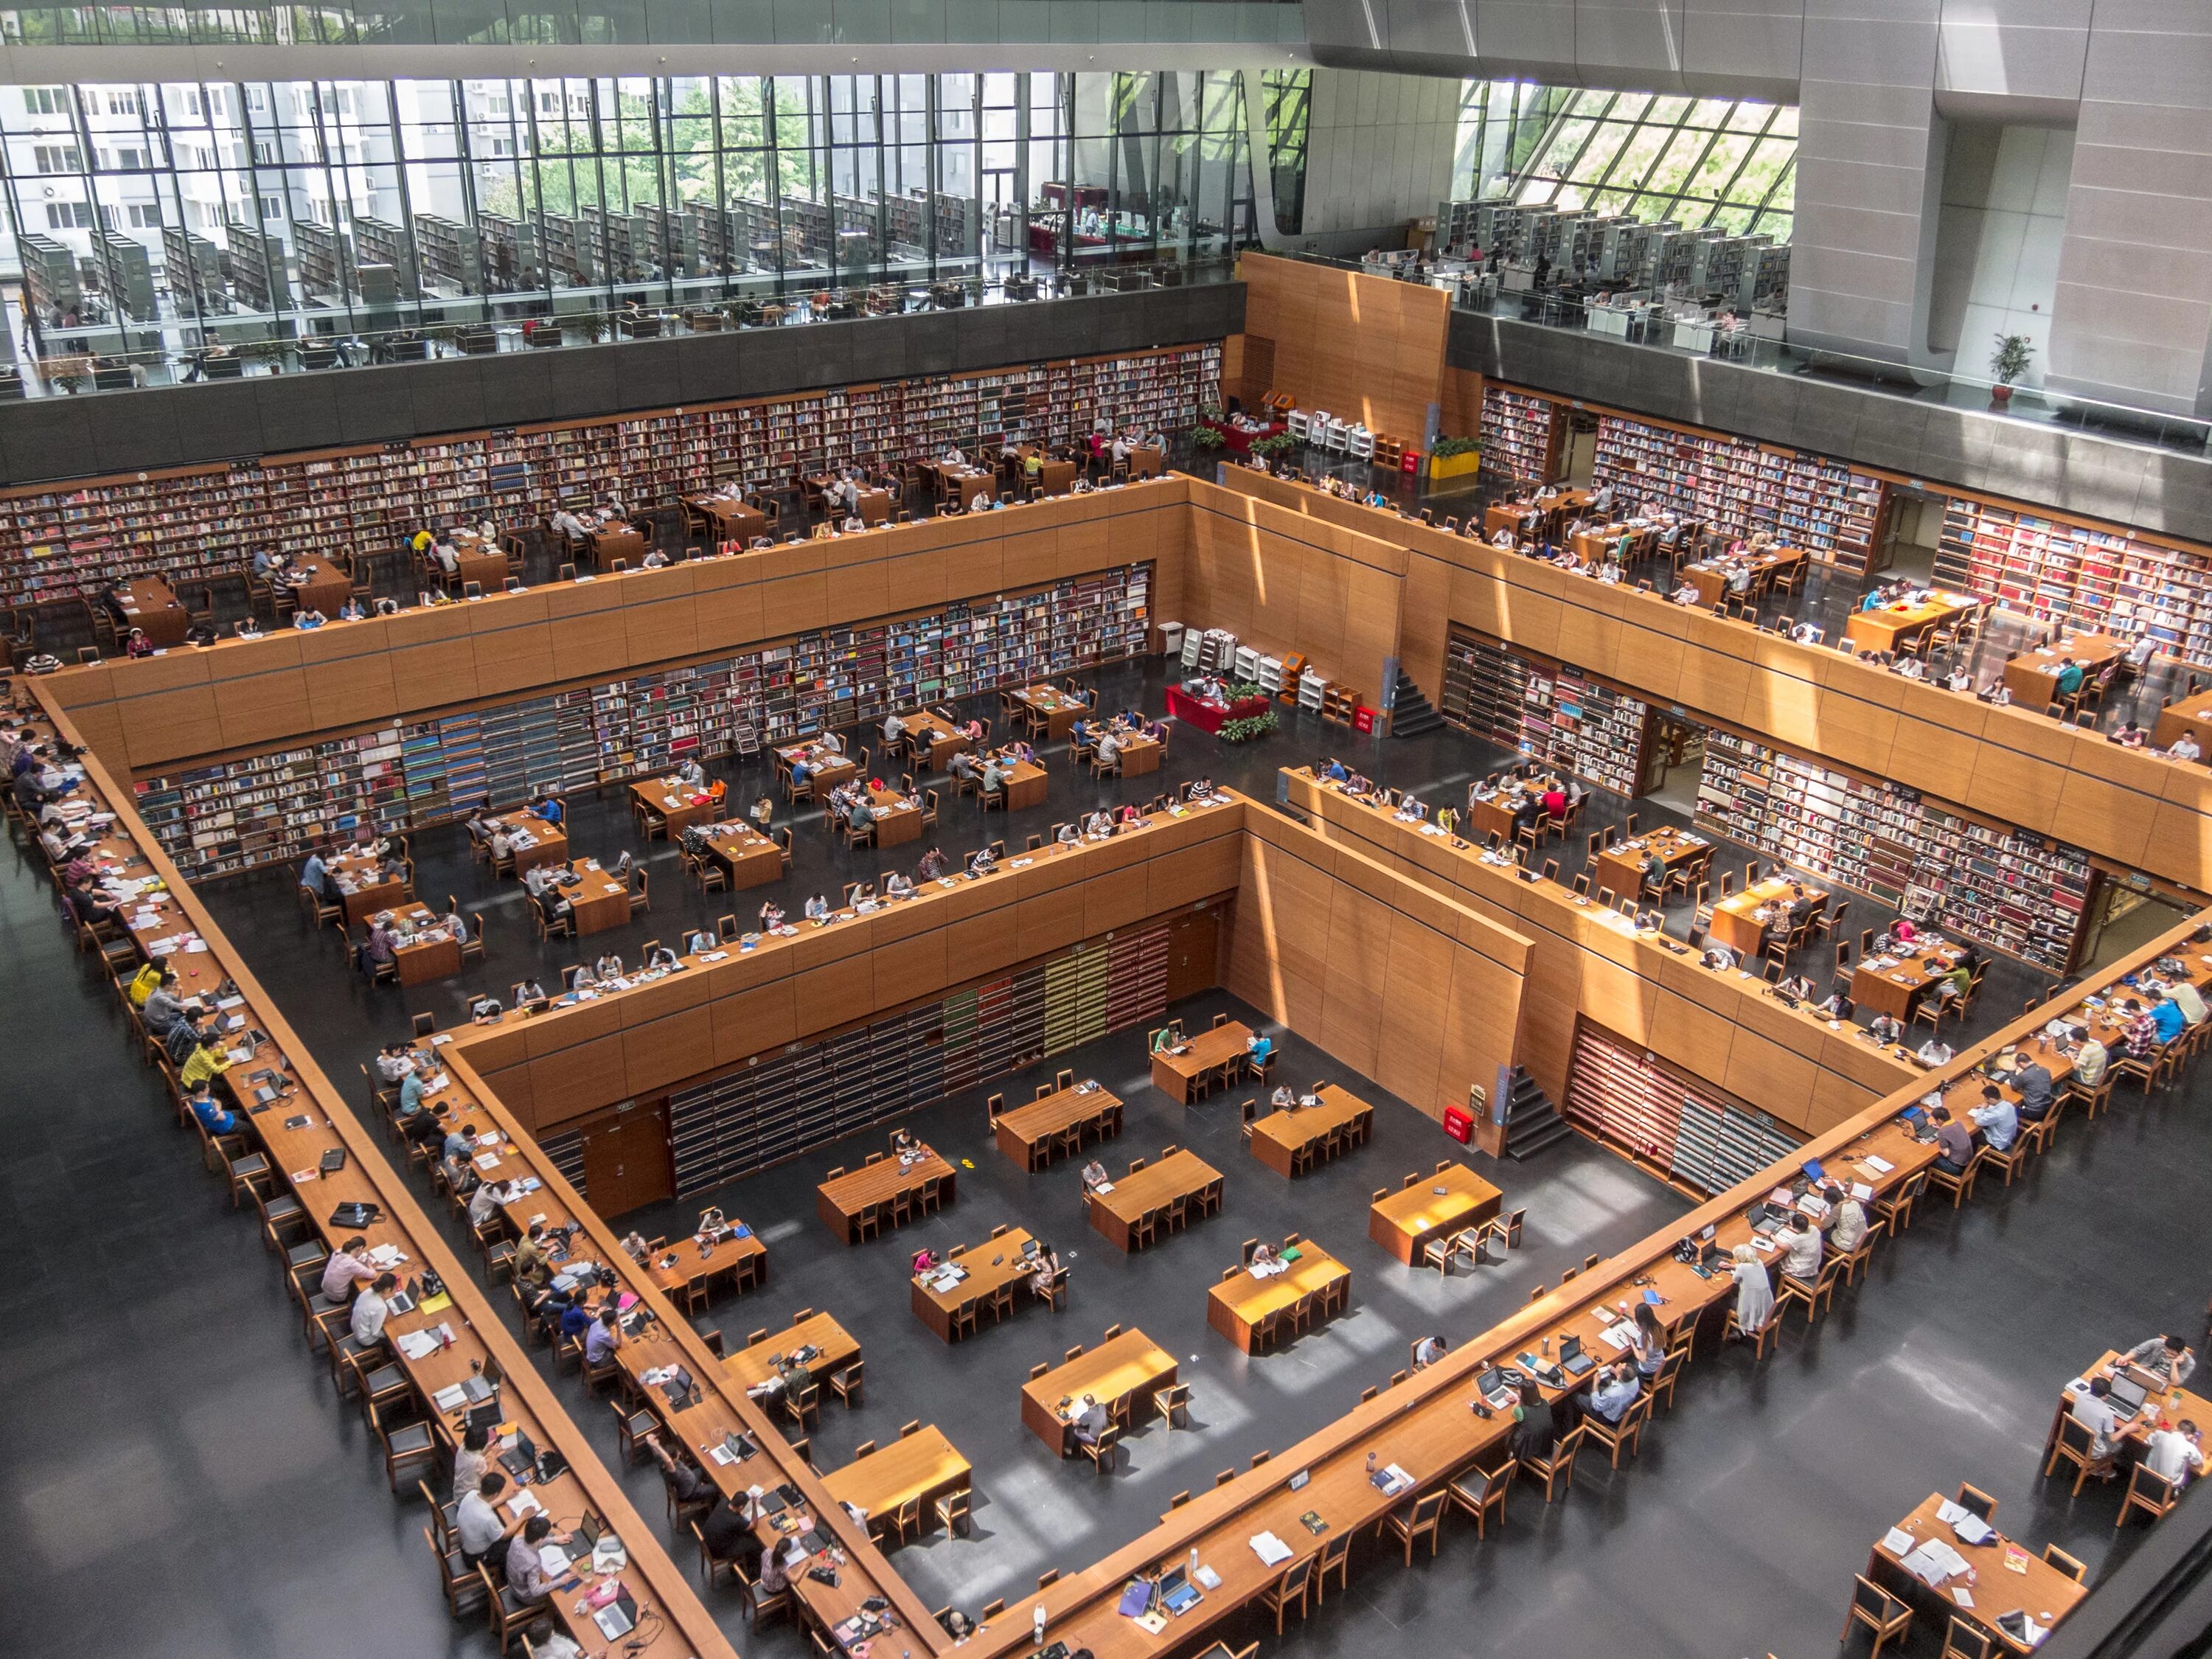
1239,253,1447,445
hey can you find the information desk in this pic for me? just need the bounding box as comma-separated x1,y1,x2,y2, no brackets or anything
1368,1164,1503,1265
993,1081,1123,1171
1086,1149,1223,1252
1594,824,1711,903
328,846,404,925
1843,591,1979,654
642,1224,767,1303
868,785,922,846
816,1148,955,1244
1248,1083,1373,1177
1013,683,1089,741
1164,685,1270,735
1020,1330,1178,1454
490,809,567,874
723,1312,861,1392
821,1426,971,1537
374,905,461,987
1867,1492,2087,1654
912,1226,1041,1342
565,861,631,936
2153,689,2212,754
2003,632,2124,707
901,712,970,771
115,575,189,647
1207,1243,1351,1352
630,777,717,836
1851,940,1970,1022
1708,876,1825,959
700,822,782,888
1150,1020,1253,1103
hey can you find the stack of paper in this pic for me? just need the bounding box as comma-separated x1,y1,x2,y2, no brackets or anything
1249,1531,1293,1566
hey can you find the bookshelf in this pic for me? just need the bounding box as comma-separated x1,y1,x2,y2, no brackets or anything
1565,1021,1802,1197
1477,386,1560,485
669,921,1172,1194
1694,728,2095,971
1591,414,1886,573
414,214,483,293
161,227,226,312
351,218,417,299
222,220,282,313
0,344,1217,607
131,564,1150,880
1439,628,1650,794
19,234,81,320
293,220,351,300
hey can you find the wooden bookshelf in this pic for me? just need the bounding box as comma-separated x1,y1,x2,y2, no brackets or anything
1565,1020,1803,1198
1477,385,1560,484
1439,627,1650,795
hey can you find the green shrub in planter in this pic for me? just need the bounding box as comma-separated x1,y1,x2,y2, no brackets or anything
1219,709,1279,743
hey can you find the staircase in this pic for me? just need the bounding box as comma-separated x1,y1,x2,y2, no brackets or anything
1499,1068,1572,1161
1388,669,1444,738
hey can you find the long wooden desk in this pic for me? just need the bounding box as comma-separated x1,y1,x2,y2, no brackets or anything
1020,1330,1178,1455
1015,683,1090,741
995,1080,1123,1171
1087,1149,1222,1252
701,821,783,888
912,1226,1040,1343
327,846,403,925
1464,781,1546,844
445,530,509,594
1368,1164,1503,1265
1851,939,1971,1022
1113,731,1163,776
1683,545,1803,607
586,521,648,567
566,860,630,936
901,711,970,771
2003,632,2124,708
1708,875,1824,959
643,1223,768,1304
282,553,354,615
822,1426,971,1537
1594,824,1711,903
982,752,1047,810
375,903,462,987
690,493,768,545
816,1148,955,1244
490,809,568,874
1247,1083,1373,1177
1150,1020,1252,1103
1868,1492,2087,1654
1843,590,1979,653
114,575,190,646
723,1312,861,1391
631,776,717,835
1207,1243,1350,1353
867,785,922,846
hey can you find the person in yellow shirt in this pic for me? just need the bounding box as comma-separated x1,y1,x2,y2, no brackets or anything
409,528,435,556
180,1034,234,1090
128,960,164,1007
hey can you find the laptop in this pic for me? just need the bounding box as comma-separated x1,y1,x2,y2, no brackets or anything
563,1513,602,1565
591,1590,639,1639
1558,1334,1596,1378
2108,1374,2150,1413
464,1399,503,1438
1475,1366,1517,1410
1747,1203,1784,1237
1158,1565,1203,1615
498,1432,540,1478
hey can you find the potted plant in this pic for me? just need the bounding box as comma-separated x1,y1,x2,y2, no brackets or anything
1191,423,1225,453
1989,333,2034,406
1219,708,1279,743
1428,434,1482,482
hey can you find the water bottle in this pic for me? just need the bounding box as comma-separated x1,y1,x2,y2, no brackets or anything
1033,1605,1046,1644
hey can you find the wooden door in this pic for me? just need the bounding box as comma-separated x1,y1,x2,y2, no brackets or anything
1166,907,1220,1003
577,1099,672,1219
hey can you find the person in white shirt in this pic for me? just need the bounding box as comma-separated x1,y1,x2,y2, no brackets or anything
942,445,967,466
1093,728,1121,765
352,1272,397,1345
456,1470,522,1566
1775,1213,1823,1281
2173,732,2202,762
883,712,906,746
1412,1335,1448,1368
1729,1244,1773,1334
2147,1421,2205,1488
468,1178,515,1229
1824,1184,1868,1253
883,872,914,900
549,508,588,540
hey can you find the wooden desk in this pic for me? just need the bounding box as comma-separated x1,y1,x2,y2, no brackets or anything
587,522,648,567
328,846,404,925
1113,732,1163,776
114,576,189,647
566,861,631,936
1708,876,1824,959
723,1312,860,1391
644,1225,768,1303
1484,503,1540,540
1683,546,1803,607
700,823,782,888
1851,940,1970,1022
375,905,462,987
691,494,768,545
900,712,970,771
931,464,997,509
856,488,892,526
821,1426,970,1533
1087,1150,1222,1252
1248,1083,1373,1178
285,554,354,615
1868,1492,2087,1654
988,755,1047,811
1020,1331,1177,1454
631,778,717,835
1595,824,1711,903
2070,1347,2212,1453
1368,1164,1503,1264
1843,591,1978,653
1150,1020,1253,1103
1207,1244,1351,1353
1464,783,1545,844
492,810,567,875
911,1226,1040,1342
815,1150,954,1245
2003,632,2124,707
994,1081,1123,1171
1014,684,1089,741
868,786,922,846
2153,689,2212,754
776,740,857,800
1128,445,1164,479
446,532,509,594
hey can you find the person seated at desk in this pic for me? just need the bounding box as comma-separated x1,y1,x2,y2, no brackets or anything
1248,1241,1281,1271
351,1271,398,1347
1978,679,2014,706
1583,1360,1641,1427
967,845,998,877
2170,974,2210,1027
2149,987,2188,1044
1053,820,1081,848
2054,658,2087,699
881,871,916,901
456,1470,525,1573
2124,1334,2198,1385
1915,1034,1955,1067
2149,1421,2205,1490
467,1178,516,1232
533,794,564,827
979,757,1012,800
802,894,832,923
641,941,679,973
175,1033,234,1092
671,756,706,788
374,1042,415,1085
588,952,623,985
510,976,546,1005
1700,942,1738,973
2108,718,2150,749
138,967,188,1037
1411,1335,1448,1369
1509,1380,1563,1464
1083,809,1115,840
1764,1200,1819,1274
843,794,877,837
504,1515,569,1607
1024,1242,1062,1301
2072,1376,2126,1477
1776,973,1818,1001
942,443,968,467
947,750,982,787
2003,1054,2055,1122
183,1077,245,1138
915,846,950,881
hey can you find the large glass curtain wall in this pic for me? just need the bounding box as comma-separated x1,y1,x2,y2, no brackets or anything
0,70,1256,359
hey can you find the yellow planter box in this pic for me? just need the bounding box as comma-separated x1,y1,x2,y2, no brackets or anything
1429,449,1481,481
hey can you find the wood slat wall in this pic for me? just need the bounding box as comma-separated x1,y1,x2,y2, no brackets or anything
1237,253,1447,445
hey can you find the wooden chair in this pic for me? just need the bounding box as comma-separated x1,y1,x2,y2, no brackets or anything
2041,1409,2106,1495
1447,1458,1514,1538
2043,1543,2086,1583
1581,1391,1653,1467
1953,1481,1997,1521
1940,1616,1994,1659
1377,1487,1449,1562
1080,1424,1121,1473
2120,1461,2180,1526
1522,1424,1583,1501
1838,1573,1912,1656
1258,1557,1315,1633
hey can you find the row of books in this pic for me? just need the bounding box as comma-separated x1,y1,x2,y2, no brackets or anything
131,564,1151,881
2,343,1218,606
1565,1021,1806,1192
1477,386,1558,484
1439,629,1650,795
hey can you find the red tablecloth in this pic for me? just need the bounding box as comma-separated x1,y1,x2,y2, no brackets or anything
1202,417,1285,456
1166,686,1271,734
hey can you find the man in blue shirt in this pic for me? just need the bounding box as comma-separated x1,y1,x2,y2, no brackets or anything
299,850,328,898
1585,1362,1641,1425
585,1307,623,1367
186,1078,244,1137
2152,992,2187,1043
1969,1084,2017,1152
398,1068,428,1116
535,795,563,826
2053,659,2086,698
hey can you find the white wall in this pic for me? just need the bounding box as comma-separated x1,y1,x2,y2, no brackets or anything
1925,122,2071,389
1294,69,1459,252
